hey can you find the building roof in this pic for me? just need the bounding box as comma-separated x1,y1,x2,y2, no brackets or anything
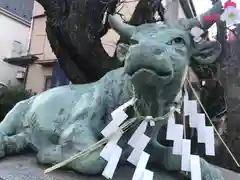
0,0,34,22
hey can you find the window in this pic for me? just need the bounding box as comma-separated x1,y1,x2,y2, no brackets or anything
51,61,69,87
11,41,23,57
44,76,52,91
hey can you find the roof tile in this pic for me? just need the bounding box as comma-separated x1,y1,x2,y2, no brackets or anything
0,0,34,21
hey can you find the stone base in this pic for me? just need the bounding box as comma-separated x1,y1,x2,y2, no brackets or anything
0,154,239,180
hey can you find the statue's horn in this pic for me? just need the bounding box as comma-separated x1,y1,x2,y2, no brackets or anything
188,1,224,30
108,15,136,38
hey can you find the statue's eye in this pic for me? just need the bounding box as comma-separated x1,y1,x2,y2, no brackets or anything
168,37,185,45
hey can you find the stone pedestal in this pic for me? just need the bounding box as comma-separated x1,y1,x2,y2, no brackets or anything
0,154,239,180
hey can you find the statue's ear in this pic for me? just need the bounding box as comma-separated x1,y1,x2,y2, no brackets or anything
116,43,130,62
191,41,221,64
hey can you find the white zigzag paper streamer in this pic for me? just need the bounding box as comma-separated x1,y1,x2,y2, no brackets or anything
166,110,184,155
132,151,153,180
101,108,128,138
127,134,151,166
100,98,136,179
101,98,136,138
127,117,153,179
172,124,184,155
181,139,191,172
127,117,152,165
102,144,122,179
196,113,206,143
165,89,216,180
183,92,215,155
100,130,123,179
128,119,149,147
185,101,198,116
166,112,176,141
182,90,215,180
205,126,215,156
191,155,202,180
100,130,123,160
142,169,154,180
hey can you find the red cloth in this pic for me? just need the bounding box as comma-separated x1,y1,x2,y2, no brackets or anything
224,0,237,8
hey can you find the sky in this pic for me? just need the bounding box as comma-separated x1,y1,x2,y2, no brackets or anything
193,0,240,37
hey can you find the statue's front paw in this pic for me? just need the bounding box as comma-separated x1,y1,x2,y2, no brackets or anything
27,131,52,151
37,145,62,164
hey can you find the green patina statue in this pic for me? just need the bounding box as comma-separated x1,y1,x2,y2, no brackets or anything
0,2,225,180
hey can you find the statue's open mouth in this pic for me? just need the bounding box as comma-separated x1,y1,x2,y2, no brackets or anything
127,66,173,78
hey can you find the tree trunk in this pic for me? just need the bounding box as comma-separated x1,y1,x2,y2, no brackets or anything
36,0,119,83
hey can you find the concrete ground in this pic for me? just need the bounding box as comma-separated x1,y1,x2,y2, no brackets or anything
0,154,239,180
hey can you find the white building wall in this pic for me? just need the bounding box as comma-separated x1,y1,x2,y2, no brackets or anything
163,0,186,22
178,1,187,19
0,13,30,86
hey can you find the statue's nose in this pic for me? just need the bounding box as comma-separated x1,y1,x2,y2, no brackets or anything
140,44,173,73
153,48,166,55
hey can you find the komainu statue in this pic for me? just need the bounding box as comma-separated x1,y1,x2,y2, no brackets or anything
0,2,225,180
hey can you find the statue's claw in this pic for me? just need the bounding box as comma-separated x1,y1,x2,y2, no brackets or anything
0,132,28,158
